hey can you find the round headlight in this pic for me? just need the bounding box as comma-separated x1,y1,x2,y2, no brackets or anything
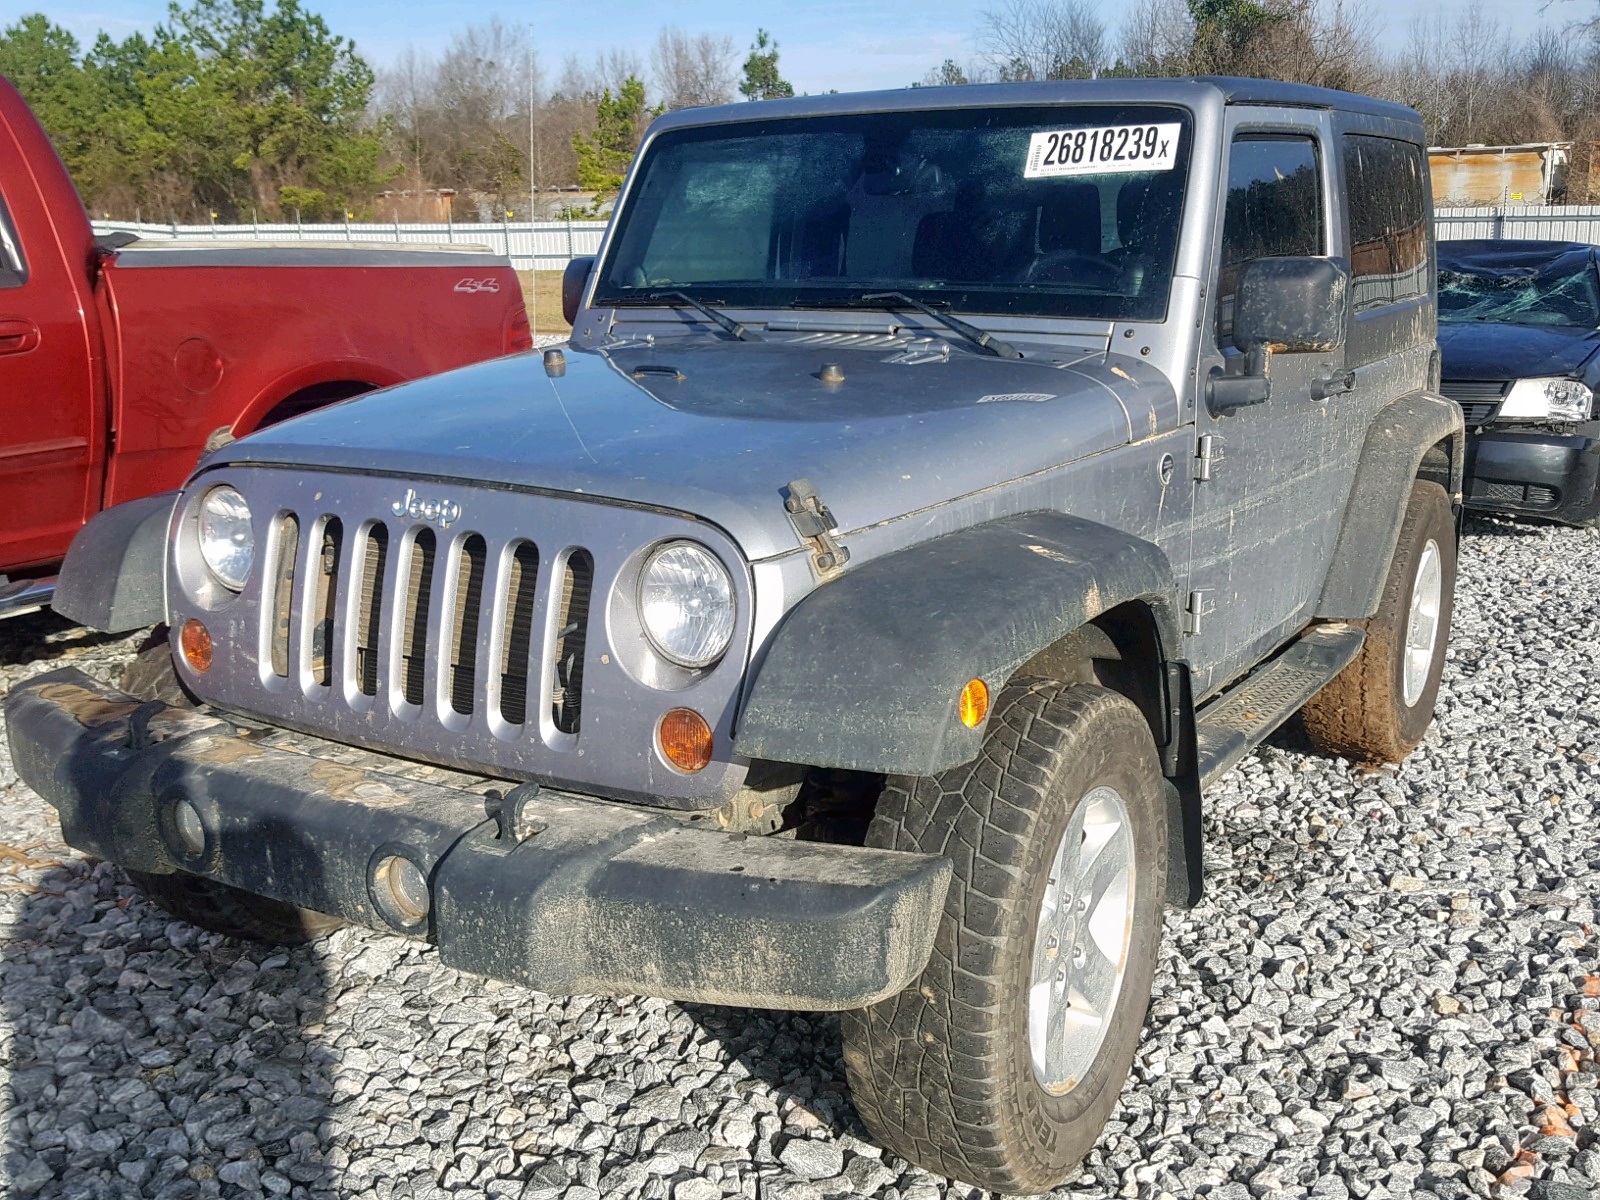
639,542,735,668
197,486,254,591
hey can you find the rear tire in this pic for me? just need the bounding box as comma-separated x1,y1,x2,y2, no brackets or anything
841,682,1167,1192
1301,479,1455,763
127,870,344,945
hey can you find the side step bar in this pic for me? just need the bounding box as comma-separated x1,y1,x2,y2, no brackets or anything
0,576,55,620
1195,623,1365,788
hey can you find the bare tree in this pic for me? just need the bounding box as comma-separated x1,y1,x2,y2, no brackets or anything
1449,2,1503,142
979,0,1109,80
376,47,434,198
375,19,561,220
652,28,738,109
1115,0,1194,74
917,57,995,86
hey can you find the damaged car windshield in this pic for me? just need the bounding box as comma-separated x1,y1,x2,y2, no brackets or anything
1438,242,1600,327
593,104,1193,322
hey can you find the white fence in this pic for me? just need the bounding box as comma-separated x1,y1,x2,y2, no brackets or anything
1434,206,1600,242
91,218,609,272
91,207,1600,274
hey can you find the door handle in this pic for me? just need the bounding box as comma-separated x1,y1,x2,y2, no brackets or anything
1311,370,1355,401
0,318,40,355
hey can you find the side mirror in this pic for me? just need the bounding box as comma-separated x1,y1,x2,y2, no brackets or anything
562,255,595,327
1210,256,1350,415
1231,256,1349,354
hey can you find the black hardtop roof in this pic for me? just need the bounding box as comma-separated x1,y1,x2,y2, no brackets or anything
1190,76,1420,122
651,75,1422,137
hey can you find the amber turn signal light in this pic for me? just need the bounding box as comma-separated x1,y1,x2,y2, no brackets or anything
959,678,989,728
180,619,214,673
658,708,713,773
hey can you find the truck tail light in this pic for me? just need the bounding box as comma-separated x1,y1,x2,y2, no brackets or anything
504,305,533,355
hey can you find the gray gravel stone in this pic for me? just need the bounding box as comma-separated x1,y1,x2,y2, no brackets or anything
779,1138,844,1180
6,517,1600,1199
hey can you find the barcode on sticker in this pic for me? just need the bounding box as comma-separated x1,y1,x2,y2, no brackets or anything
1024,123,1182,179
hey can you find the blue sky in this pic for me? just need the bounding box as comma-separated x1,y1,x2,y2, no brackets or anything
5,0,1561,94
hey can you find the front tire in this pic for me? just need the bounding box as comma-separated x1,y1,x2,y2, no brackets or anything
119,625,199,707
841,683,1167,1192
1301,479,1455,763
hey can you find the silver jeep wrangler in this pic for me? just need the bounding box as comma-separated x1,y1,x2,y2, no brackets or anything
12,76,1463,1190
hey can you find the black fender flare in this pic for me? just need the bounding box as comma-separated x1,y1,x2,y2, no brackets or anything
1317,391,1465,620
735,511,1184,778
53,492,176,633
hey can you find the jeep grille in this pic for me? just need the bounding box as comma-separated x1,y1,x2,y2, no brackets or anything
265,512,592,734
170,468,753,806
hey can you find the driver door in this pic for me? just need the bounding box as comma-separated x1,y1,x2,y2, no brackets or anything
0,166,100,572
1183,110,1355,698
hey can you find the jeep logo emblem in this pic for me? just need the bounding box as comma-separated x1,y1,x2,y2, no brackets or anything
392,488,461,528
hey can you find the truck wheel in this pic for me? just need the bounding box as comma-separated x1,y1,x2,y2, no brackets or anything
840,683,1167,1193
1301,479,1455,763
126,870,344,945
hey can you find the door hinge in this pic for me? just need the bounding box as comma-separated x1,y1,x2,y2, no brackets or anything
783,478,850,579
1183,589,1213,635
1193,434,1219,482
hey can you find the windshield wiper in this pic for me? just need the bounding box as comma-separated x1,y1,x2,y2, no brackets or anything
795,291,1023,360
621,290,763,342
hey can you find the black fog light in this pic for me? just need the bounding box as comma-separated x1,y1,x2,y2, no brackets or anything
371,852,431,930
162,795,207,859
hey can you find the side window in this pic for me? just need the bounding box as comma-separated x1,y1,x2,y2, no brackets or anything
1344,134,1428,313
0,190,24,288
1216,135,1323,344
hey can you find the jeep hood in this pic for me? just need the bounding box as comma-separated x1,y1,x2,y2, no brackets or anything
214,338,1175,561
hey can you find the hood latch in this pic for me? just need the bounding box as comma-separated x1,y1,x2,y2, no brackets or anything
783,478,850,580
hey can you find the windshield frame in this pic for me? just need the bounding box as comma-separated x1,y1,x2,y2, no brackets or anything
591,102,1196,324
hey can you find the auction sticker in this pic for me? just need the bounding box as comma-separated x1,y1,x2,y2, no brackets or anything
1024,122,1182,178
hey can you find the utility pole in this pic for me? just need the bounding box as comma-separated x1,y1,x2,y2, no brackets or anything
528,20,539,334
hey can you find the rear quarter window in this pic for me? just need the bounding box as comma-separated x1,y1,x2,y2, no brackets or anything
1344,135,1429,312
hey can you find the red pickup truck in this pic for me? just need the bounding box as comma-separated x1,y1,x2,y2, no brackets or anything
0,76,529,616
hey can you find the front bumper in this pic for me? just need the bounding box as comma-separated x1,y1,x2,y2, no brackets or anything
1463,424,1600,525
6,668,950,1011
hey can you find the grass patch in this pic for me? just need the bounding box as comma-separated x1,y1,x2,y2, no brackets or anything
517,271,571,335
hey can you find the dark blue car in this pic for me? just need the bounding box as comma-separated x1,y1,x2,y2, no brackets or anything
1438,239,1600,525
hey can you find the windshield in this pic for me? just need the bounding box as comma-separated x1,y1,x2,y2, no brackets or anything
594,104,1193,322
1439,248,1600,327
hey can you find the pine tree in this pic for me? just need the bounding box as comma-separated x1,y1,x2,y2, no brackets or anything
739,29,793,101
571,76,648,203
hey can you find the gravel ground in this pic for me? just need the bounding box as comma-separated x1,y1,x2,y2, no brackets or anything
4,516,1600,1200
